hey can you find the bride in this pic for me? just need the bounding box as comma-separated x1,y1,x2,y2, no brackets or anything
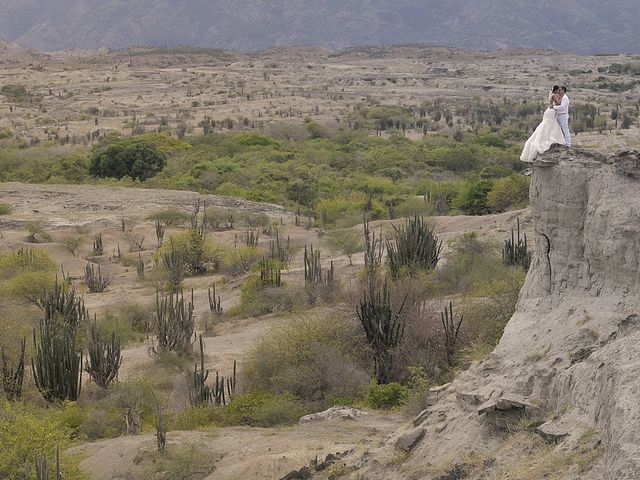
520,86,566,163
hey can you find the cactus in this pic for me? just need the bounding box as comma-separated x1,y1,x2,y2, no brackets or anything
502,218,531,270
189,335,212,406
84,262,110,293
303,245,322,286
1,337,26,401
85,318,122,388
324,260,335,289
363,215,383,273
183,226,207,275
259,258,282,287
269,232,290,265
357,279,407,384
208,283,222,313
32,318,82,402
245,228,259,247
37,280,88,328
136,253,145,278
386,214,442,278
154,289,195,353
33,447,61,480
441,301,464,367
155,219,166,247
92,234,104,256
162,239,184,291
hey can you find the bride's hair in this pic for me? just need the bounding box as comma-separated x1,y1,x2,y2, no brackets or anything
551,85,561,92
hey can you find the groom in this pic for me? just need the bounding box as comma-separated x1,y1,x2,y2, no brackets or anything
554,86,572,147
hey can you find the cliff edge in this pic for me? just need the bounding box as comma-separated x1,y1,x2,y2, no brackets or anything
354,146,640,479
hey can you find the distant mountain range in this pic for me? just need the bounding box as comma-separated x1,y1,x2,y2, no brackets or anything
0,0,638,54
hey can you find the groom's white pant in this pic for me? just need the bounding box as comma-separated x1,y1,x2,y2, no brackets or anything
557,114,572,147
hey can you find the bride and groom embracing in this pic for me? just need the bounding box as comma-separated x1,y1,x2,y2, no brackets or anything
520,86,572,163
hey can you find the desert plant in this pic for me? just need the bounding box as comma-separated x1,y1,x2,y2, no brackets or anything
153,290,195,353
62,235,83,257
124,231,145,252
366,380,409,410
85,319,122,389
0,203,12,215
32,319,83,402
303,244,322,286
386,214,442,278
136,253,145,278
25,222,52,243
363,215,384,274
245,228,259,247
162,239,184,291
92,234,104,256
328,228,363,266
84,262,110,293
269,232,291,265
357,279,407,384
189,335,212,406
502,218,531,270
259,258,282,287
37,281,88,328
1,338,26,401
441,301,464,367
208,283,222,313
33,447,61,480
155,219,166,247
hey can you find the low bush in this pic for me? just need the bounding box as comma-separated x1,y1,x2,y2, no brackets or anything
487,174,530,212
365,380,409,410
0,203,12,215
243,313,370,406
233,275,304,317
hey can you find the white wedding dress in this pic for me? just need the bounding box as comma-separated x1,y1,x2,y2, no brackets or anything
520,107,566,163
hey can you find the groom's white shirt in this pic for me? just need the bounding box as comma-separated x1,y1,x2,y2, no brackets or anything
554,95,569,115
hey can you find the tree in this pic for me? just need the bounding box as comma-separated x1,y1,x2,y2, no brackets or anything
328,228,363,266
89,138,166,181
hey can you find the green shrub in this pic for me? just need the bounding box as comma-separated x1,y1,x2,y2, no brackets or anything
243,313,369,405
223,391,307,427
4,270,57,302
233,275,303,317
487,174,530,212
89,137,166,181
0,203,12,215
0,401,89,479
454,179,494,215
365,380,409,410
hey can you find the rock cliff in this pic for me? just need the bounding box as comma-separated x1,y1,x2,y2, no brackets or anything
355,146,640,479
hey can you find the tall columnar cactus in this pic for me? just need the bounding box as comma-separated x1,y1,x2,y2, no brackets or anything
136,253,145,278
84,262,110,293
32,319,82,402
259,258,282,287
189,335,212,406
208,283,222,313
386,214,442,278
363,215,383,273
1,337,26,401
357,279,407,384
85,319,122,389
92,234,104,256
37,280,88,328
33,447,61,480
303,245,322,285
441,301,464,367
245,228,259,247
154,289,195,353
502,218,532,270
155,219,166,247
162,239,184,291
269,232,290,265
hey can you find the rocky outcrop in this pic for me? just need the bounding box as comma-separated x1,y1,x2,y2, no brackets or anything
355,146,640,479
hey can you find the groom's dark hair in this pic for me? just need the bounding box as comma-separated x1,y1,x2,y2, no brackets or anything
560,86,567,93
552,85,561,92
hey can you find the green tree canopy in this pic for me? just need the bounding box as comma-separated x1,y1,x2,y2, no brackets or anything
89,137,167,180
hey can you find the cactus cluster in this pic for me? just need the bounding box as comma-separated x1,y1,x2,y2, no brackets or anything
32,447,61,480
502,217,531,270
154,289,195,353
386,214,442,278
84,262,110,293
189,335,236,407
357,279,407,384
259,258,282,287
245,228,259,247
363,215,383,273
92,233,104,256
208,283,222,313
85,319,122,388
155,218,166,247
269,232,290,265
136,253,145,278
441,301,464,367
162,239,184,290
